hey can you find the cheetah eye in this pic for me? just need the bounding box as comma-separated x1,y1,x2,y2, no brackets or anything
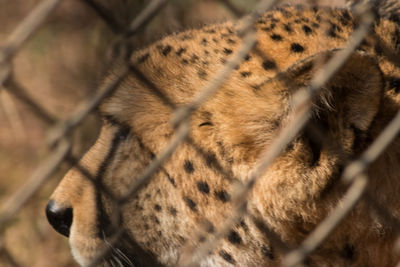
117,126,131,141
101,114,120,126
100,113,130,140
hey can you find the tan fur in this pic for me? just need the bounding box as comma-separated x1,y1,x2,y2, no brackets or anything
49,5,400,266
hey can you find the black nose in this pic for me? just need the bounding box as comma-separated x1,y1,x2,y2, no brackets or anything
46,199,73,237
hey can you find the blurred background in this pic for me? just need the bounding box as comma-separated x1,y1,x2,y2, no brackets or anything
0,0,345,266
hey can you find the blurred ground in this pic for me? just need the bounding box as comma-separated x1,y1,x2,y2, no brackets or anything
0,0,345,266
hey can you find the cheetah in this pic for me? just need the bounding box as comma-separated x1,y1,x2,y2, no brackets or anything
46,3,400,266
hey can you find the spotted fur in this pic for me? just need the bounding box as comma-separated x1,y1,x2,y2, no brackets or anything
49,5,400,266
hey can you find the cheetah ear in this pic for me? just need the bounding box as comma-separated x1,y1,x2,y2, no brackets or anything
280,49,384,131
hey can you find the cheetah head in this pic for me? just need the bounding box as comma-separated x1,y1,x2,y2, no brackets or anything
46,44,400,266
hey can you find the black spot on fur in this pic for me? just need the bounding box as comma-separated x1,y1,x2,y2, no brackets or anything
184,160,195,174
178,236,186,243
138,53,149,63
221,33,230,38
168,206,177,216
244,54,251,61
302,25,312,35
257,18,266,24
294,18,302,24
227,230,242,244
153,216,160,224
262,26,272,32
135,203,144,211
166,173,176,187
281,9,292,18
219,250,236,264
161,45,172,56
311,22,320,28
182,59,189,65
340,244,356,261
301,17,309,23
191,54,199,63
326,22,342,38
339,15,350,26
176,47,186,56
291,43,305,53
326,28,338,38
240,220,249,232
217,141,226,157
197,69,207,79
240,71,251,77
184,197,197,211
215,190,231,202
270,34,283,41
262,59,277,70
223,48,233,55
342,10,351,21
197,181,210,194
154,204,161,211
261,246,275,260
205,28,216,34
286,141,295,152
205,152,217,167
206,222,215,233
180,34,193,40
331,23,342,32
251,84,260,92
283,24,293,33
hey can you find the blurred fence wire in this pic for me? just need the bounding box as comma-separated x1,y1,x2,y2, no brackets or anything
1,0,400,266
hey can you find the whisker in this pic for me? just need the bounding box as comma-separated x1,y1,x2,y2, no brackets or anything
114,247,133,266
101,230,133,267
113,255,124,267
109,258,117,267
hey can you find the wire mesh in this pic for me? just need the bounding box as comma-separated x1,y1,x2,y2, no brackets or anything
1,0,400,266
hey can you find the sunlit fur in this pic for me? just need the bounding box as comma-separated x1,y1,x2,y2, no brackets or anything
50,5,400,266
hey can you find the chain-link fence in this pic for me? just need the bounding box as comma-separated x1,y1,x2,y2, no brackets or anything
1,0,400,266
